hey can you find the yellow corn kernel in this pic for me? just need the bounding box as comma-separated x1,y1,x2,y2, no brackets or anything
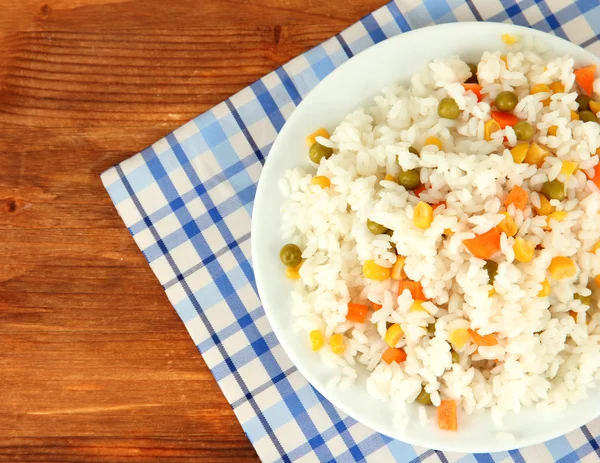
285,262,303,279
511,143,530,164
513,237,535,263
597,147,600,156
531,83,551,106
548,126,558,136
310,330,324,351
306,128,330,147
413,202,434,229
488,289,496,297
311,176,331,188
425,136,443,149
497,212,518,237
548,256,577,280
500,55,508,66
449,328,470,350
444,228,454,236
501,34,519,45
537,279,551,297
560,160,578,178
391,256,406,281
524,142,549,167
544,211,568,231
571,110,580,121
534,194,555,216
384,324,404,348
595,275,600,287
410,300,427,313
363,260,391,281
549,81,565,94
384,174,396,182
530,84,550,94
329,333,345,355
484,119,501,141
591,241,600,254
590,100,600,114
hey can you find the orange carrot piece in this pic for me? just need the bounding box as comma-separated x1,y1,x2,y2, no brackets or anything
504,185,528,210
574,64,596,96
398,279,427,300
437,400,457,431
346,303,369,323
372,303,382,312
586,163,600,189
463,228,501,260
491,110,519,129
469,329,499,346
414,184,427,197
432,201,446,211
462,83,483,102
382,347,407,364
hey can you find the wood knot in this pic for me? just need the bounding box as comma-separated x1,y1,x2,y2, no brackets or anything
39,4,51,19
4,198,18,213
273,25,282,45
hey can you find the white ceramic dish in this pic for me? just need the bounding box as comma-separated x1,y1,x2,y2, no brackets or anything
251,22,600,452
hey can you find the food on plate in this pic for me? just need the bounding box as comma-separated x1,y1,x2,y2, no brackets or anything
278,36,600,432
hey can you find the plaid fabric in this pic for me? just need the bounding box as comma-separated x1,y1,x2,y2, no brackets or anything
101,1,600,461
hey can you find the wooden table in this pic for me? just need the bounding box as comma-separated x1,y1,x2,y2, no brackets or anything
0,1,386,461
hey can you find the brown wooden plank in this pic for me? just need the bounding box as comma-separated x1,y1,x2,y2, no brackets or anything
0,0,388,461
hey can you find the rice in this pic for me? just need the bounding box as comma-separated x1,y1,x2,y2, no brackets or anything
279,39,600,431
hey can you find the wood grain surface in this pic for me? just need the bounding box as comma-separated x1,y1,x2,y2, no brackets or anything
0,0,387,461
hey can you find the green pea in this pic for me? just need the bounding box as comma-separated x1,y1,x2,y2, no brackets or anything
513,121,534,141
367,219,388,235
397,168,421,190
579,110,598,123
466,63,478,84
451,350,460,364
484,260,499,284
541,179,566,201
409,146,419,156
415,387,433,406
576,95,591,111
438,98,460,119
309,143,333,164
495,91,518,112
279,244,302,267
574,293,592,307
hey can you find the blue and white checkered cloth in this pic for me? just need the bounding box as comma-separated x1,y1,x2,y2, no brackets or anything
102,1,600,461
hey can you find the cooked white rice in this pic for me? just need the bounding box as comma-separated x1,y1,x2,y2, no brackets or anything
279,38,600,429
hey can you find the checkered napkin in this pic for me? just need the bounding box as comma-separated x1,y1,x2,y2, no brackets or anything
101,1,600,461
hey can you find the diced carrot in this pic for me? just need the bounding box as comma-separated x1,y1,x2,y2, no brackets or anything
432,201,446,211
462,83,483,102
504,185,528,210
382,347,407,364
463,228,501,260
391,256,406,281
414,184,427,197
398,279,427,300
346,303,368,323
372,303,382,312
491,110,519,129
574,64,596,96
437,400,457,431
586,163,600,189
469,329,498,346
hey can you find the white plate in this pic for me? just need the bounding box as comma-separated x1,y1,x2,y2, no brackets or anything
252,22,600,452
